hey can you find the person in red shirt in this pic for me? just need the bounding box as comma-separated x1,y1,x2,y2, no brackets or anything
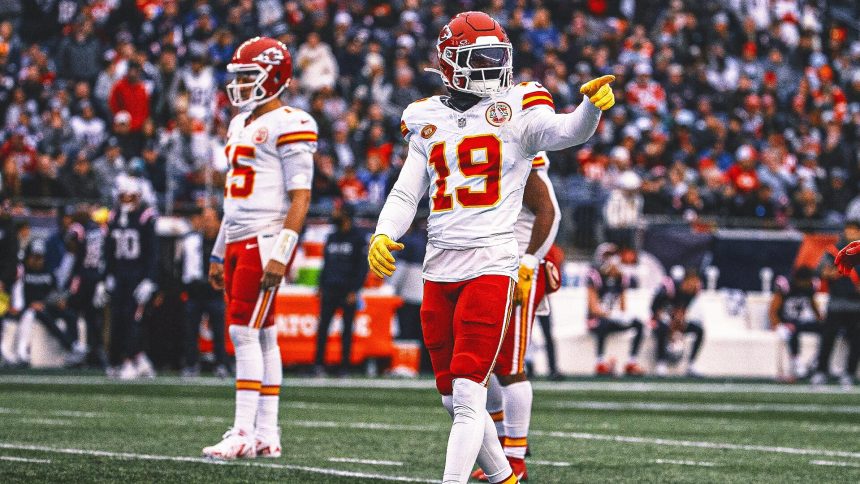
0,131,38,174
108,62,150,132
337,165,368,203
724,145,760,194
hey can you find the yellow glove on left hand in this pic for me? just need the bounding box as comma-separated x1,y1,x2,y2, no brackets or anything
514,254,539,306
368,234,404,278
580,74,616,111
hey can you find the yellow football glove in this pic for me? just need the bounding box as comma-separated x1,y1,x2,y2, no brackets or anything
580,74,616,111
368,234,404,278
514,254,539,306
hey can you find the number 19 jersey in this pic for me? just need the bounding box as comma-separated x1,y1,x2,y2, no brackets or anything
222,106,317,243
383,82,557,281
398,82,555,250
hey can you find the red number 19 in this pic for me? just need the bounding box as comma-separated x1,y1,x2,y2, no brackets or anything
428,134,502,212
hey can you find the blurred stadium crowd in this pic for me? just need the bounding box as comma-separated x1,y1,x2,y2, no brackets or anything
0,0,859,227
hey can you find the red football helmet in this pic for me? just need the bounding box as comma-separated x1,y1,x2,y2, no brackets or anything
226,36,293,108
433,11,512,96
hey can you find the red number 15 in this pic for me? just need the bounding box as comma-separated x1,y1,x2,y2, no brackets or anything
225,145,256,199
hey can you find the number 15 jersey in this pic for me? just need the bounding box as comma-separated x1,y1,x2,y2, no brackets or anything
376,82,601,282
222,106,317,243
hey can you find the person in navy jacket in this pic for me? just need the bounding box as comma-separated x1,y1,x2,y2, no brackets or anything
314,203,368,376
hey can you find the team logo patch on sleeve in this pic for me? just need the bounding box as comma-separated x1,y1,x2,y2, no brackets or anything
253,127,268,144
485,102,512,126
421,124,437,139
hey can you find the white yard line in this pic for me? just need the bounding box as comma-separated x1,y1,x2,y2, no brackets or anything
552,401,860,414
0,443,435,483
0,375,856,394
800,423,860,434
18,418,75,426
529,460,572,467
653,458,717,467
0,455,51,464
530,430,860,459
289,420,440,432
810,460,860,468
329,457,404,466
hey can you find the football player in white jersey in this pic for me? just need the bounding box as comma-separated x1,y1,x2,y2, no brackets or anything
473,152,562,481
203,36,317,460
368,11,614,484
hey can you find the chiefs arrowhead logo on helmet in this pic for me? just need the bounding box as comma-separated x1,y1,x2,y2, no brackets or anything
252,47,285,66
439,25,453,43
226,37,293,108
431,12,513,97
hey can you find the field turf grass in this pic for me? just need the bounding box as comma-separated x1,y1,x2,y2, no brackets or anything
0,373,857,483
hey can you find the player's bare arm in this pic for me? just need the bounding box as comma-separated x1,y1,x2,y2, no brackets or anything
768,291,783,330
515,169,560,305
260,188,309,290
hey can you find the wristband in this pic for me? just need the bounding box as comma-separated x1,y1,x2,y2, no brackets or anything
269,228,299,265
210,255,223,264
520,253,539,270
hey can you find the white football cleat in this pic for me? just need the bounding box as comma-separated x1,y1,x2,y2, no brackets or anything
135,353,156,378
203,428,256,460
839,375,855,391
255,433,282,458
810,372,827,387
119,360,138,380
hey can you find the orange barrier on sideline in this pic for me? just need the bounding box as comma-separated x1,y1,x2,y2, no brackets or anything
795,233,839,270
201,293,402,366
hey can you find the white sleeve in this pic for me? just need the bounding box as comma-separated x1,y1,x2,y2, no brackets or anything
375,141,430,241
277,116,317,192
532,169,561,260
520,95,601,154
279,149,314,191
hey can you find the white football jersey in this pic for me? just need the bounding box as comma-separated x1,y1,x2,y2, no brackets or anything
222,106,317,243
377,81,600,282
398,82,557,250
514,152,560,259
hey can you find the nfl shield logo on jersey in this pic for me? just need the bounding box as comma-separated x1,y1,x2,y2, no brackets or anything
485,102,512,126
253,127,269,144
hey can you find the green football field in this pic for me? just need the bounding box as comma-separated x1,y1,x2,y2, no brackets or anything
0,373,857,483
